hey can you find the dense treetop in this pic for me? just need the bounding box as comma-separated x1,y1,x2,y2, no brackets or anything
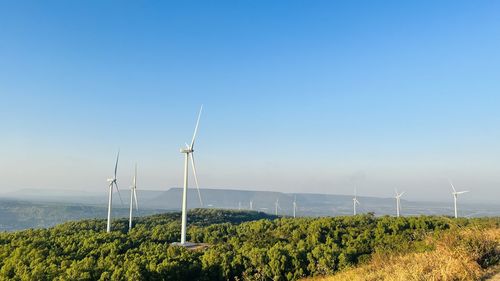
0,209,498,281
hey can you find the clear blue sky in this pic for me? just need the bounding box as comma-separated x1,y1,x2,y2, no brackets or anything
1,1,499,203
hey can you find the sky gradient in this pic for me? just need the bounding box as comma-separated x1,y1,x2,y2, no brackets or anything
1,1,500,203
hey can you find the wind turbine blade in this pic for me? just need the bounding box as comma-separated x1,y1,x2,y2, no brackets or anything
399,191,405,197
133,188,139,211
114,182,124,207
190,153,203,206
133,163,137,187
190,105,203,148
114,150,120,178
355,199,360,205
456,191,469,194
134,163,138,210
449,180,457,193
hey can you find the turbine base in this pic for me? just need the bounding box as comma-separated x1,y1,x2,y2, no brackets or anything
171,242,209,250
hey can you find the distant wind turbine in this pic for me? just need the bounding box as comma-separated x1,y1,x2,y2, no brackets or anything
128,164,139,231
275,198,280,216
450,180,469,218
238,201,242,210
353,187,360,216
293,195,297,218
106,150,124,233
394,189,404,217
177,106,204,245
249,200,253,210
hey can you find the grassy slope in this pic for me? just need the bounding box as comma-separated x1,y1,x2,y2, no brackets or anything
303,227,500,281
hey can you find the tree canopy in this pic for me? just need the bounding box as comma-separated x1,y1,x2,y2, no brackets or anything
0,209,497,281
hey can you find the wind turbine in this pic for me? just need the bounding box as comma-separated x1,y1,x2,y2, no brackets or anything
394,189,404,217
450,180,469,218
293,195,297,218
106,150,123,233
128,164,139,231
178,106,204,245
353,188,360,216
249,200,253,210
275,198,280,216
238,201,242,210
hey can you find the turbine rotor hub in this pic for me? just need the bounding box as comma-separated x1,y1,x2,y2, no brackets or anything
180,147,194,153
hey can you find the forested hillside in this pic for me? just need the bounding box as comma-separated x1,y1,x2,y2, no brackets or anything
304,227,500,281
3,190,500,232
0,209,498,280
0,199,166,231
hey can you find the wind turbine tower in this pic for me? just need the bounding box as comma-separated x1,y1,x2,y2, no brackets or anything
177,106,204,245
106,151,123,233
249,200,253,210
353,188,360,216
275,198,280,216
394,189,404,217
293,195,297,218
450,181,469,218
129,164,139,231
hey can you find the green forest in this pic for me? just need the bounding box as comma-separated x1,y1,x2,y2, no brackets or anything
0,209,498,281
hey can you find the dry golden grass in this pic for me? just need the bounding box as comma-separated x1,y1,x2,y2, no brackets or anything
303,228,500,281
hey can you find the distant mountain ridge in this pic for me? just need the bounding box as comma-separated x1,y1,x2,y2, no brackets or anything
3,187,391,212
3,187,500,218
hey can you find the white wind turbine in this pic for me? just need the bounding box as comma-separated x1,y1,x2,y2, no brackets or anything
293,195,297,218
106,151,124,233
450,180,469,218
275,198,280,216
353,188,360,215
128,164,139,231
249,200,253,210
394,189,404,217
177,106,204,246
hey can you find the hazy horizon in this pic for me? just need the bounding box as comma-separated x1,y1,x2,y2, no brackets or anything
1,1,500,204
1,185,498,205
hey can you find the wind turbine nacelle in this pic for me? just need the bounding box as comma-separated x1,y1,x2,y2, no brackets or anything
180,147,193,153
